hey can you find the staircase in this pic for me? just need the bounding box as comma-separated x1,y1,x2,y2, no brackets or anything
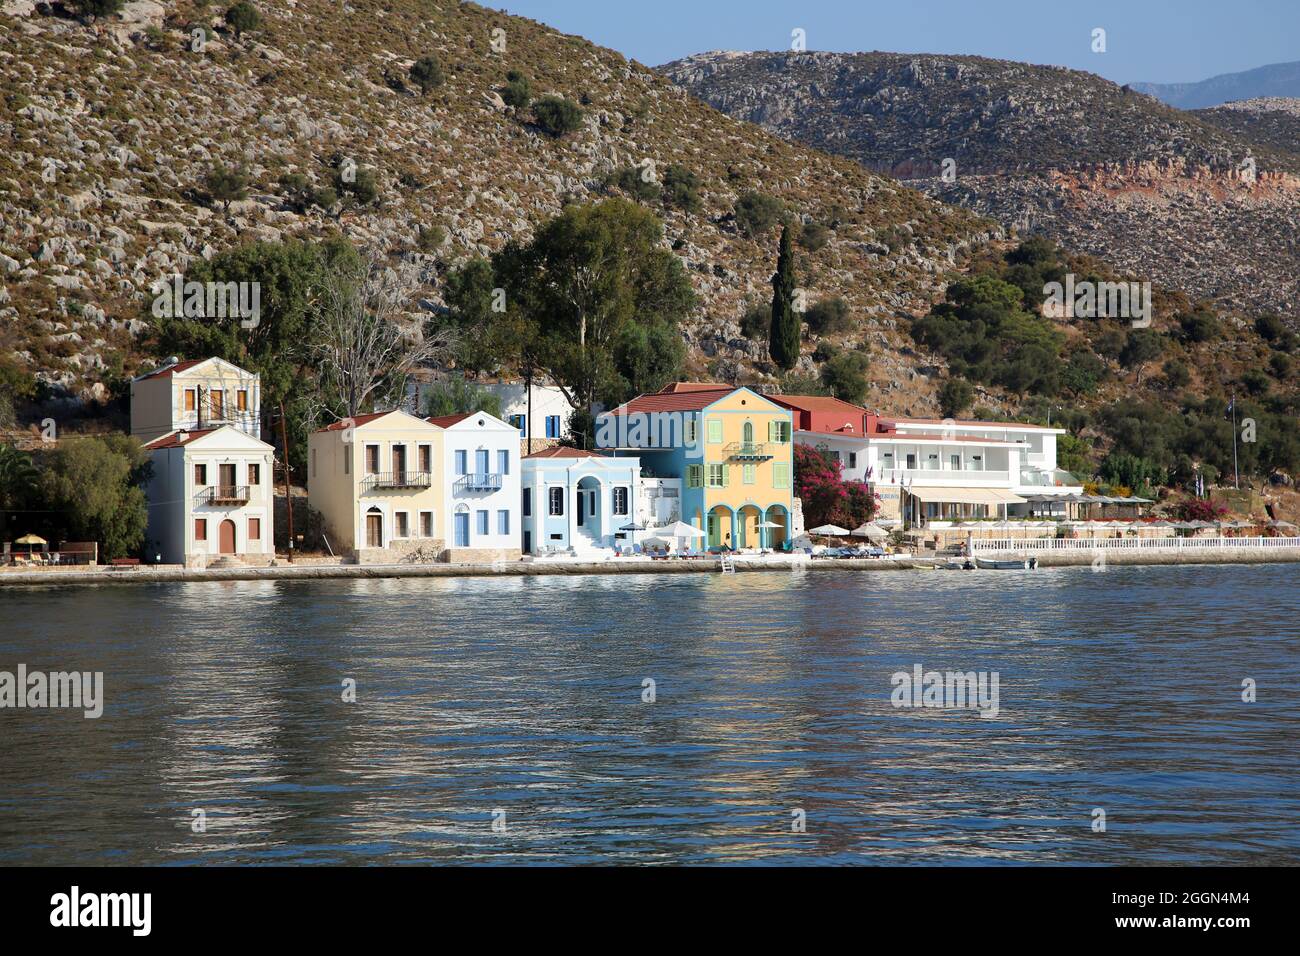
569,526,609,558
719,553,736,574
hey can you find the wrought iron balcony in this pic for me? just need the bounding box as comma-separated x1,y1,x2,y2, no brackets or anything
203,485,249,505
364,471,433,490
454,472,502,493
724,441,773,461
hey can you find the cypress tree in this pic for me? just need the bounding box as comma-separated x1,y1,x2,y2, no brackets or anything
769,224,800,370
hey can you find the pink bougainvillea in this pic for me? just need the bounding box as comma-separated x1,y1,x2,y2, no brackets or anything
793,443,879,529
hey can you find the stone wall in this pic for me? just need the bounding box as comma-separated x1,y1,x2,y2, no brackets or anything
353,539,446,565
441,547,523,565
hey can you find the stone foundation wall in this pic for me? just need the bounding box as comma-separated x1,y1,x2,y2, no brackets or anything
353,539,446,565
441,547,523,565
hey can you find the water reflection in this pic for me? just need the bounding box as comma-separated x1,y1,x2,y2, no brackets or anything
1,565,1297,864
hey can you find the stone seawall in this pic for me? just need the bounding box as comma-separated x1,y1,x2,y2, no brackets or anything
2,548,1299,587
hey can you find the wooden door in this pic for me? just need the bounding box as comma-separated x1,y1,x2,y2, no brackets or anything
366,513,383,548
218,519,236,554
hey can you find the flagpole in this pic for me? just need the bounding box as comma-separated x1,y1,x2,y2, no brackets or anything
1231,392,1239,490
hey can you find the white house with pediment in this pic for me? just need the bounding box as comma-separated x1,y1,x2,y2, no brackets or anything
427,411,522,563
142,425,276,566
131,356,262,444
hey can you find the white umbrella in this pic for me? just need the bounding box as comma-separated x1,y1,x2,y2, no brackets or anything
850,522,887,540
661,520,705,538
809,524,851,536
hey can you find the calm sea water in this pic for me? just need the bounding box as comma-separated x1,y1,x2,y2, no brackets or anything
0,564,1297,865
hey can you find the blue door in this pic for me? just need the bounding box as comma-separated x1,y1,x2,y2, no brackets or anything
454,512,470,547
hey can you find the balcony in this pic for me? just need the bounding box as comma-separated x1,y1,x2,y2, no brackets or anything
877,468,1012,486
202,485,250,505
454,472,502,493
364,471,433,491
724,441,773,461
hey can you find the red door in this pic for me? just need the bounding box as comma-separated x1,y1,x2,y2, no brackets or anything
219,519,237,554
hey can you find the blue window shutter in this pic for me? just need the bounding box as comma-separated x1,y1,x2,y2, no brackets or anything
455,450,466,475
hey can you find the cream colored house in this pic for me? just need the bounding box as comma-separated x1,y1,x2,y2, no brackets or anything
308,410,444,563
130,356,262,444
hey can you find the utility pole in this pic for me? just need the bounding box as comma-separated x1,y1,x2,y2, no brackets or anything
279,400,294,562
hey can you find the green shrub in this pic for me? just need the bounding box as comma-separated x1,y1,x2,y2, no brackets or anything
820,350,870,404
532,96,583,137
67,0,124,20
410,55,445,94
606,165,661,203
224,1,260,37
804,297,851,335
938,377,974,417
734,191,783,238
739,304,767,340
501,70,532,108
798,220,829,251
662,164,701,212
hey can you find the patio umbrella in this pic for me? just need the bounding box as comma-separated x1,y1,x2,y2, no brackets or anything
15,534,46,545
1268,519,1297,529
618,523,646,531
850,522,887,541
809,524,851,536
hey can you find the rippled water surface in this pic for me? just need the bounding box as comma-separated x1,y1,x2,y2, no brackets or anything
1,564,1297,865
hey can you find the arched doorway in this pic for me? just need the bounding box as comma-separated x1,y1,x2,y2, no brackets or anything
707,505,733,550
737,505,762,549
743,420,754,447
575,476,602,543
763,505,788,550
218,519,237,554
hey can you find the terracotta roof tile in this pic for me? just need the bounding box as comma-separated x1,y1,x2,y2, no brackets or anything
318,411,395,432
142,426,224,449
425,412,474,428
135,358,206,381
523,445,610,459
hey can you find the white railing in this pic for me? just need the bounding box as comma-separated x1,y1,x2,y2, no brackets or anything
972,536,1300,553
877,468,1012,485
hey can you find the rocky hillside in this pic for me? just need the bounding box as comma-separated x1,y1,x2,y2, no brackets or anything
1132,60,1300,109
1195,97,1300,158
0,0,996,414
661,50,1300,319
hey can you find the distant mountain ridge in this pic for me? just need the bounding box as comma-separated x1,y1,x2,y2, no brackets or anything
1131,60,1300,109
660,49,1300,317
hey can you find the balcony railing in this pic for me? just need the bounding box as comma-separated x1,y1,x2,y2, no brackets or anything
724,441,773,461
454,472,502,493
877,468,1012,485
202,485,250,505
364,471,433,490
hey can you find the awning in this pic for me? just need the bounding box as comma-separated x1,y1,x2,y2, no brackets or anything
904,487,1027,505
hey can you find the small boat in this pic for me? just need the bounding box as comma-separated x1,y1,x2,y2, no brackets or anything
939,557,975,570
974,556,1038,570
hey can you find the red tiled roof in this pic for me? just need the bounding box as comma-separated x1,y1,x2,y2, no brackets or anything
142,426,224,449
318,411,396,432
135,358,206,381
523,445,610,459
426,412,474,428
656,381,728,393
609,387,734,415
771,394,873,416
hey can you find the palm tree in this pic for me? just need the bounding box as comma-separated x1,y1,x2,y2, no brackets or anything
0,444,40,543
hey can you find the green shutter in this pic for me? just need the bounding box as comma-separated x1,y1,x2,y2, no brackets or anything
768,421,777,443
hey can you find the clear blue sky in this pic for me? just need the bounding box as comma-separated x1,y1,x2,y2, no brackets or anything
496,0,1298,84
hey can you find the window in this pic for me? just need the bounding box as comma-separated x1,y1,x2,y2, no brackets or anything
707,464,727,488
848,452,858,469
194,463,207,486
248,463,260,485
773,463,790,489
183,389,196,412
743,421,754,444
509,414,526,435
905,454,917,470
687,464,703,488
743,463,756,485
498,450,510,476
971,455,983,471
498,510,510,535
248,518,261,540
419,444,431,473
237,389,248,411
365,445,380,475
549,487,564,516
476,449,489,475
344,451,350,475
684,419,698,445
455,449,467,476
311,449,316,478
950,454,961,470
612,487,629,515
210,390,224,418
522,489,532,517
420,511,433,537
194,519,208,540
545,415,561,439
395,512,409,538
883,452,895,469
768,420,791,443
707,418,723,444
477,510,489,536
